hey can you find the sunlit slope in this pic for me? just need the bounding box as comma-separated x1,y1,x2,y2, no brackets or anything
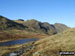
54,23,70,33
0,16,27,30
33,28,75,56
15,19,57,35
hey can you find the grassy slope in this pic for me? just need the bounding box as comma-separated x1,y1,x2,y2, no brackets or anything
22,28,75,56
0,16,27,30
0,29,48,42
54,23,70,33
0,42,34,56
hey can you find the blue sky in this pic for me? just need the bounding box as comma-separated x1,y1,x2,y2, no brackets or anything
0,0,75,27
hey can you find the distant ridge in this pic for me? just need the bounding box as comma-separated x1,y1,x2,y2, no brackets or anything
0,16,27,30
0,16,58,35
0,16,69,34
0,15,70,41
15,19,69,34
15,19,57,35
54,23,70,33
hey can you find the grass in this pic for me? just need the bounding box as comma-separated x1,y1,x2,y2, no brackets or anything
1,28,75,56
0,29,48,42
21,28,75,56
0,41,35,56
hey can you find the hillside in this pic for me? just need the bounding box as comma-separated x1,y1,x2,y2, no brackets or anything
20,19,57,35
0,16,27,30
23,28,75,56
0,30,48,42
0,16,57,35
15,19,69,34
0,16,70,42
54,23,70,33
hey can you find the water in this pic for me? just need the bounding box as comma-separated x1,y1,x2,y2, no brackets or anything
0,38,39,46
10,53,17,56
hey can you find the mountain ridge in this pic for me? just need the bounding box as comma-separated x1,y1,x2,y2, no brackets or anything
0,15,70,41
54,23,70,33
0,16,28,30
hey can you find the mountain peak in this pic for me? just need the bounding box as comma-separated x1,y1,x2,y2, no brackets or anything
0,16,9,21
26,19,39,23
54,23,70,33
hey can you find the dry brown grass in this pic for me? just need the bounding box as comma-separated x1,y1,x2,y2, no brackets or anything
0,29,48,42
0,42,34,56
22,28,75,56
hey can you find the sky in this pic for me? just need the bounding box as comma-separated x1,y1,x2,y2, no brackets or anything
0,0,75,27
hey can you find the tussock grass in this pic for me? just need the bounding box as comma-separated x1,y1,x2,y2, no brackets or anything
0,42,34,56
30,28,75,56
0,29,48,42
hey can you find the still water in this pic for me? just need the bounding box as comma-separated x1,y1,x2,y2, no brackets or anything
0,38,39,46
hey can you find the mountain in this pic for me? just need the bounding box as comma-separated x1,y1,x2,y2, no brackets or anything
0,16,27,30
0,16,70,42
29,28,75,56
0,16,72,56
54,23,70,33
15,19,57,35
0,16,57,41
15,19,70,35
